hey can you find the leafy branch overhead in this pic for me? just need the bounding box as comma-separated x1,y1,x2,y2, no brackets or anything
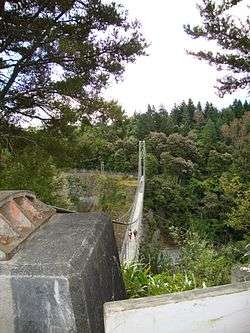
0,0,147,123
184,0,250,96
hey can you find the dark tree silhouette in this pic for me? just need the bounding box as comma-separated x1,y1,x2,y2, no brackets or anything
184,0,250,96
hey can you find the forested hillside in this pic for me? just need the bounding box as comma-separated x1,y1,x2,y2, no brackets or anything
2,97,249,296
1,98,249,240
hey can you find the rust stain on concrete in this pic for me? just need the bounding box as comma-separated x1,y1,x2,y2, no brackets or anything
0,191,55,259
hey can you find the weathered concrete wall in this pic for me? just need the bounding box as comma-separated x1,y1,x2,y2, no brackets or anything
104,282,250,333
0,212,126,333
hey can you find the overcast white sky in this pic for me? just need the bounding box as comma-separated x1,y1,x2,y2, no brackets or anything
103,0,249,115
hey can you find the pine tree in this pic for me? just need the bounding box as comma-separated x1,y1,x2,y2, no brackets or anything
171,102,185,127
204,102,218,122
194,102,205,127
231,99,244,118
0,0,147,123
200,118,218,148
187,98,196,125
184,0,250,96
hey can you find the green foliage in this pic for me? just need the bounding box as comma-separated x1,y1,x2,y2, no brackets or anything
0,94,248,300
126,231,241,299
146,153,159,178
133,105,175,139
140,236,173,274
122,263,196,298
111,137,138,173
207,150,232,175
141,104,249,246
0,147,70,207
161,153,194,179
199,119,218,149
2,98,246,247
122,263,151,298
146,272,196,296
180,232,232,287
220,173,250,232
226,190,250,231
145,175,192,230
165,133,197,161
190,218,227,243
0,0,147,123
98,175,128,218
184,0,250,96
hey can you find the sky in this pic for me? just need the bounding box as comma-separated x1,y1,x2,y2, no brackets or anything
103,0,249,115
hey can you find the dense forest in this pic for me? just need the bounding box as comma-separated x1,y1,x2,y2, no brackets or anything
1,98,249,241
1,98,249,297
0,0,249,298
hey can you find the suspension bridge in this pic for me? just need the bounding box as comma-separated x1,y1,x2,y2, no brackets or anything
119,140,146,263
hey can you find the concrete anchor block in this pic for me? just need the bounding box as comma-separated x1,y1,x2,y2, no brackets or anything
0,212,126,332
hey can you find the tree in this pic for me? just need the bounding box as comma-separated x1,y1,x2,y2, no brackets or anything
221,111,250,146
200,119,218,148
146,132,168,158
134,106,158,139
184,0,250,96
186,98,196,124
181,99,196,132
193,101,205,127
226,189,250,231
85,99,126,125
220,174,250,232
0,146,70,206
170,102,185,127
157,106,175,135
165,133,198,161
204,102,218,121
0,0,147,124
207,150,232,175
145,175,192,230
161,152,194,180
146,153,159,178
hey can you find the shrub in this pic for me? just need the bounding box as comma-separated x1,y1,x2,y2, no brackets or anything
179,232,232,287
0,147,71,207
122,262,198,298
98,175,127,218
122,263,150,298
134,231,236,299
140,235,173,274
